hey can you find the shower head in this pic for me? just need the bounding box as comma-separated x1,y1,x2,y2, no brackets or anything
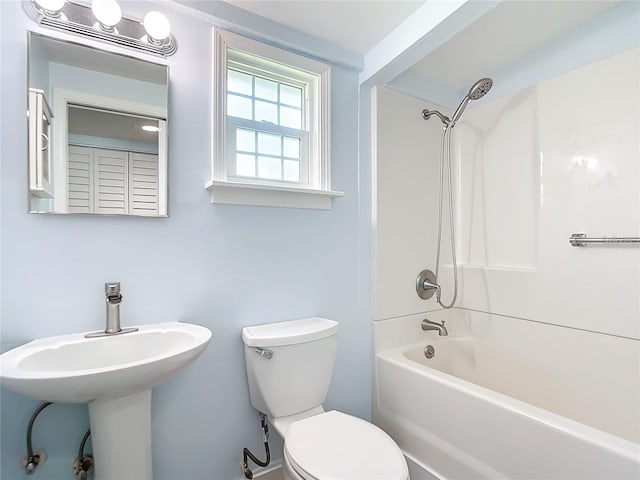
450,77,493,126
468,78,493,100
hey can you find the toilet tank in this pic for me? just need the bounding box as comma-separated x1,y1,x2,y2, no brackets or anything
242,318,339,418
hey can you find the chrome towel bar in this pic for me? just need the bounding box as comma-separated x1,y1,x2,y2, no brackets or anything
569,233,640,247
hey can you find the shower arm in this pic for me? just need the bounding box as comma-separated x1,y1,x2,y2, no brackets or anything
422,109,450,126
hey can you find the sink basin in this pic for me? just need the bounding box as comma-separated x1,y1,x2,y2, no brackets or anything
0,321,212,480
0,321,211,403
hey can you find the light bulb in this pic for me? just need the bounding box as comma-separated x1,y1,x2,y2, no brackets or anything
92,0,122,28
34,0,66,14
143,11,171,41
141,125,160,132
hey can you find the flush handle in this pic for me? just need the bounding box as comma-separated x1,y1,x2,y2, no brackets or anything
253,348,273,359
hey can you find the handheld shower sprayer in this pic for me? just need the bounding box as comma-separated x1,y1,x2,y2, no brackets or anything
449,77,493,127
422,77,493,128
418,77,494,309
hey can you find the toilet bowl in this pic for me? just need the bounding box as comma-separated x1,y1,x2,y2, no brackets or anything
282,410,408,480
242,318,408,480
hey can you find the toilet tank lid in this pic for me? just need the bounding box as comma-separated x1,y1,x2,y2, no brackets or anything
242,317,339,347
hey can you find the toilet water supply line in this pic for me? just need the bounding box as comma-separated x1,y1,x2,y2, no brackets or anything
242,413,271,479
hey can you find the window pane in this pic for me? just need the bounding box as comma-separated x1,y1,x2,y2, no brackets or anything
228,70,252,95
280,106,302,129
284,160,299,182
255,77,278,101
254,100,278,124
228,94,252,119
236,129,255,152
280,84,302,108
257,132,281,156
283,137,300,159
236,154,256,177
258,156,281,180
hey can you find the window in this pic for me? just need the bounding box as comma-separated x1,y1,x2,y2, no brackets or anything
226,68,307,184
207,29,343,209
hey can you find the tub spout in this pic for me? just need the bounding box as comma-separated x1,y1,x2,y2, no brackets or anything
422,319,448,336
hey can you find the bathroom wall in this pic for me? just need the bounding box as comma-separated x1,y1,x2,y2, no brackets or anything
372,88,450,320
455,46,639,340
374,45,639,341
0,2,368,480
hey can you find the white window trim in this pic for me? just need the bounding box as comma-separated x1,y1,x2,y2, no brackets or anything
207,28,343,209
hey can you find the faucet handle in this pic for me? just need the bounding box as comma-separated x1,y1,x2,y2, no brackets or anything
105,282,120,295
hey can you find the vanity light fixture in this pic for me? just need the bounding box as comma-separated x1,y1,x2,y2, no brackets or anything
24,0,177,57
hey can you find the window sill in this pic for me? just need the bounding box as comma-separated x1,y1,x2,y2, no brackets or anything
205,180,344,209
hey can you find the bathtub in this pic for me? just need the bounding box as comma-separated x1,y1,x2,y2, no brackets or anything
373,310,640,479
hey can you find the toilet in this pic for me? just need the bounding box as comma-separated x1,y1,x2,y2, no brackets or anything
242,317,409,480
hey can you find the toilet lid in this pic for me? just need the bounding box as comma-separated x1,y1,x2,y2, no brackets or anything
284,410,408,480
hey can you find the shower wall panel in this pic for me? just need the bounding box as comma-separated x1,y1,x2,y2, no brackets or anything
374,46,640,340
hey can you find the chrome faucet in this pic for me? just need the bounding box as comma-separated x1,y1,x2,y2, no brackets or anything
85,282,138,338
105,282,123,333
421,318,448,336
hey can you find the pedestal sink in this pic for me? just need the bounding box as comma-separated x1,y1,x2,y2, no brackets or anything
0,322,212,480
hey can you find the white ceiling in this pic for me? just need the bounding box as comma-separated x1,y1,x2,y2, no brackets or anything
223,0,426,55
408,0,621,89
214,0,622,98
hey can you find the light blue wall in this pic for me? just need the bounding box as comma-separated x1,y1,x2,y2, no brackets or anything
0,2,369,479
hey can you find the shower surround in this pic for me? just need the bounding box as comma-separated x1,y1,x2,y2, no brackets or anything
372,47,640,479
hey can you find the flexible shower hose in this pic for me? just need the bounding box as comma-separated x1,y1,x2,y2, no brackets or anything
434,124,458,309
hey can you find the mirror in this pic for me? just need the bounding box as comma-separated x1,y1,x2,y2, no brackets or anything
28,33,169,216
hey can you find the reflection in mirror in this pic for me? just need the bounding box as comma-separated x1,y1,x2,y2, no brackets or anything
28,33,169,216
67,106,162,215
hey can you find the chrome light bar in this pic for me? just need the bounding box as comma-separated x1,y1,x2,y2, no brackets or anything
24,0,177,57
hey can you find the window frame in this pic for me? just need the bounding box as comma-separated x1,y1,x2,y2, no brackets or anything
208,28,343,209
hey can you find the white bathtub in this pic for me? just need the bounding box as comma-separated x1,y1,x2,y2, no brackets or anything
373,310,640,479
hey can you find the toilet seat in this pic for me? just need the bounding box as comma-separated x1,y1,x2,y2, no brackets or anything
283,410,408,480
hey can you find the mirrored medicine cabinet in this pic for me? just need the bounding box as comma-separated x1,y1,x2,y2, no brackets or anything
27,33,169,216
